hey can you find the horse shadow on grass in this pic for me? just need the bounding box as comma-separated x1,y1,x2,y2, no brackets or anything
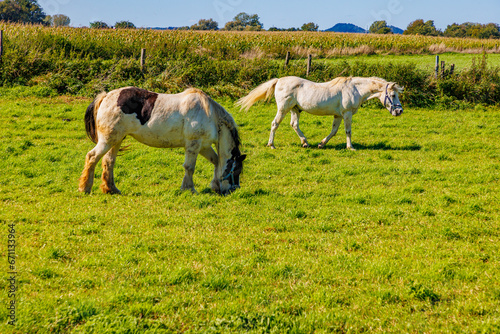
321,141,422,151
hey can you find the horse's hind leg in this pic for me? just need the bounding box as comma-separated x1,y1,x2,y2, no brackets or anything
268,97,295,148
343,111,356,150
181,140,201,193
268,108,289,149
290,109,309,148
79,141,112,193
318,116,342,149
100,140,123,194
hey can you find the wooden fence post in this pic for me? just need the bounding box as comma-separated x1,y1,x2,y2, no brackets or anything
140,48,146,72
450,64,455,76
435,55,439,79
306,54,312,76
284,51,290,68
441,60,445,78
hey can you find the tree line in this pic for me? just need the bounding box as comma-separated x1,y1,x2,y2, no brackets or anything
1,0,499,39
0,0,68,26
370,19,500,39
93,16,500,40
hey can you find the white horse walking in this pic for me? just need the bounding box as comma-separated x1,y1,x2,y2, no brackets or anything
237,76,404,149
79,87,246,195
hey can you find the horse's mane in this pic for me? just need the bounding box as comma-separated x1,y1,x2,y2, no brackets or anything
327,76,352,87
328,76,390,87
367,77,389,84
184,88,241,151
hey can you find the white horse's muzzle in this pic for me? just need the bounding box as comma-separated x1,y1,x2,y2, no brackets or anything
391,107,403,117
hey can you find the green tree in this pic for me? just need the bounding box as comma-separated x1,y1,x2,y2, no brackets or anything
443,23,467,38
115,21,136,29
445,22,499,39
43,15,52,26
224,12,263,31
301,22,319,31
0,0,46,24
369,21,392,34
52,14,70,27
269,27,298,31
479,23,500,39
89,21,109,29
191,18,218,30
404,19,441,36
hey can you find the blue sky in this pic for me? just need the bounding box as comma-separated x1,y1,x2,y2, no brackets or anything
38,0,500,31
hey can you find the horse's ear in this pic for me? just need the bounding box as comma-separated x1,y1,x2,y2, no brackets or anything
237,154,247,162
390,83,404,93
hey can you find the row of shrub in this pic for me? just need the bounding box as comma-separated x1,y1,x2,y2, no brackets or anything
1,49,498,108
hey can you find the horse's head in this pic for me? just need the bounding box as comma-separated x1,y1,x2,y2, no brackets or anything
219,148,246,195
380,83,404,116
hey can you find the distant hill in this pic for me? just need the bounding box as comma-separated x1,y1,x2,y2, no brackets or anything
324,23,366,33
147,27,180,30
389,25,404,34
324,23,404,34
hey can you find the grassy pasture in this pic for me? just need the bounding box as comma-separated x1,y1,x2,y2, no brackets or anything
1,94,499,333
321,53,500,71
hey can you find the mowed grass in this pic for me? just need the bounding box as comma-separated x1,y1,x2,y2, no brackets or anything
0,94,499,333
321,53,500,71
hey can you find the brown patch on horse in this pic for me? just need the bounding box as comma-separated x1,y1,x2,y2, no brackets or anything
117,87,158,125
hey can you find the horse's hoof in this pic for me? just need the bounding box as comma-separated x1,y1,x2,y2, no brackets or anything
78,186,92,194
105,189,121,195
180,186,198,194
100,184,121,194
267,144,276,149
347,147,356,151
302,143,309,148
318,143,325,149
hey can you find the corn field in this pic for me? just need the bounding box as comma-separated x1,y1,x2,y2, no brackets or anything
1,23,499,61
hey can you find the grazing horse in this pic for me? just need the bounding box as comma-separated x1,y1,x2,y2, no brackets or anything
79,87,246,195
237,76,404,149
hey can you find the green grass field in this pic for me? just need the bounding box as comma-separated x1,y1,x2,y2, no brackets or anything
321,53,500,71
1,93,499,333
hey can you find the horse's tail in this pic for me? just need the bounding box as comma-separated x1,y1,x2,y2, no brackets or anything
237,78,279,111
84,92,107,143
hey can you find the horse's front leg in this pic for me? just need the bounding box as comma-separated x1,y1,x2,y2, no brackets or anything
318,116,342,149
290,110,309,148
181,140,201,193
343,111,356,150
200,146,220,193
